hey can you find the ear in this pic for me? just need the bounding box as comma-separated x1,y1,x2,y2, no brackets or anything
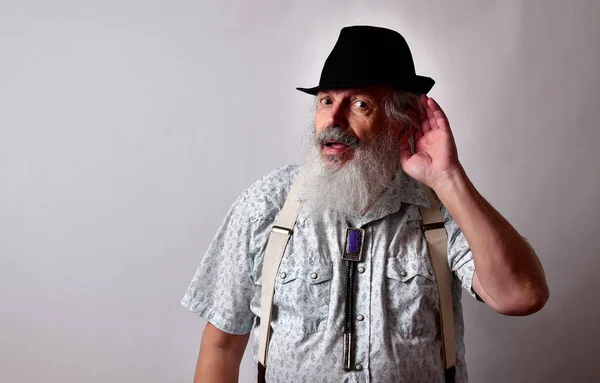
398,126,415,143
398,108,418,143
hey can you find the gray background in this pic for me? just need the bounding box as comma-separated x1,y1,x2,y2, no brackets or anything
1,0,599,382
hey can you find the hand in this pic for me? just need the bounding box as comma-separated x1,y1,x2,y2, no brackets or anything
399,95,463,191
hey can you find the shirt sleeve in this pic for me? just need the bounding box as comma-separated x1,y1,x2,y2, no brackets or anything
440,204,482,301
181,191,261,335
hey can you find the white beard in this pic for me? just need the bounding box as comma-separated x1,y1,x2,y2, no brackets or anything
299,123,401,219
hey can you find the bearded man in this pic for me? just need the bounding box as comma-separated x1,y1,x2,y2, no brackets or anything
182,26,549,383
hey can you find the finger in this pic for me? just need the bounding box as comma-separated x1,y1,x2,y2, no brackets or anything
423,97,438,130
427,98,450,130
419,95,432,133
420,115,431,133
419,94,429,109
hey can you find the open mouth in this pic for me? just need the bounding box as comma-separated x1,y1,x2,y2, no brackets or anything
323,141,352,155
324,141,349,148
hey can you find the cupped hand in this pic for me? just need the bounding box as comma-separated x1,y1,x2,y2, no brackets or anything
399,95,463,190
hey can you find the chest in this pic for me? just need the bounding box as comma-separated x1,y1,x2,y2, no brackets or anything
256,204,439,336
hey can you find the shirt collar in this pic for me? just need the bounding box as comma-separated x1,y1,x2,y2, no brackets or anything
393,169,431,208
355,168,430,226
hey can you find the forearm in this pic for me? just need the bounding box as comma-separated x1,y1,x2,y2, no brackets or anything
433,167,549,315
194,324,249,383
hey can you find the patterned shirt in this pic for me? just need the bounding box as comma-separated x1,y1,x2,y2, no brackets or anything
182,165,478,382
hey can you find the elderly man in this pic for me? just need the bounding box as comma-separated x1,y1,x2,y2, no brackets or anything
182,26,548,382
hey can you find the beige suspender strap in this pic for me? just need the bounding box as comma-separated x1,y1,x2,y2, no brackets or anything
420,186,457,373
257,171,306,370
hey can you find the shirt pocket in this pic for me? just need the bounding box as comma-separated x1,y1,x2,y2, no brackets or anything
274,261,333,334
383,257,439,340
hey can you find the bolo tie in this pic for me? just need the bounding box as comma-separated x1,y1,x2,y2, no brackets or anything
342,226,365,371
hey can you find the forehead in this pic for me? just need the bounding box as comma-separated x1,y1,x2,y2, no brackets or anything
317,86,391,99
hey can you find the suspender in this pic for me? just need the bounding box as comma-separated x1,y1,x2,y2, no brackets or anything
257,171,456,382
257,171,306,380
421,186,457,381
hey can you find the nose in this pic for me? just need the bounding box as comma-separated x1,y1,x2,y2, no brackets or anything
325,101,349,130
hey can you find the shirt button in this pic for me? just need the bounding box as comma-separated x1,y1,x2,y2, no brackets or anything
357,314,364,321
428,268,434,275
358,266,365,273
355,364,363,371
280,272,287,279
400,270,407,277
310,272,318,279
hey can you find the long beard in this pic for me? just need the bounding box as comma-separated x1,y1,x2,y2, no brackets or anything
299,123,401,219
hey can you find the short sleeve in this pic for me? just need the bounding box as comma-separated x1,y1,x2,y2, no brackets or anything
440,204,482,301
181,191,261,335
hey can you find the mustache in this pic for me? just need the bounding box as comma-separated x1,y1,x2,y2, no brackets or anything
314,127,360,148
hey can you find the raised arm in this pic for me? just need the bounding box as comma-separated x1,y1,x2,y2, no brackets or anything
399,95,549,316
434,166,549,315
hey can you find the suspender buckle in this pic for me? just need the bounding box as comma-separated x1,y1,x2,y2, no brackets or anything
272,225,293,235
423,221,445,231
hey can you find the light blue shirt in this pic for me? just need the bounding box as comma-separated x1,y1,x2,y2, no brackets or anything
182,165,478,382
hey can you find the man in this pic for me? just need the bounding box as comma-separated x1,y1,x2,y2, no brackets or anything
182,26,549,382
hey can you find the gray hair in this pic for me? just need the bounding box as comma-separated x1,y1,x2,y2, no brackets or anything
382,89,422,134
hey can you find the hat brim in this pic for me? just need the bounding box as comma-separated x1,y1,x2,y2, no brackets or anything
296,76,435,96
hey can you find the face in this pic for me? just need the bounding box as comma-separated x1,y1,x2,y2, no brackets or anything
302,86,418,217
314,86,401,165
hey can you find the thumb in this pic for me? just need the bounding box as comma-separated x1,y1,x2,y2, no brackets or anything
401,151,433,181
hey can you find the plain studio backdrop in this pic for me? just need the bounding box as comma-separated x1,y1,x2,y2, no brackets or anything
1,1,599,382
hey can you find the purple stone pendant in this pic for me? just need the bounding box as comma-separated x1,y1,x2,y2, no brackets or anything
342,228,365,262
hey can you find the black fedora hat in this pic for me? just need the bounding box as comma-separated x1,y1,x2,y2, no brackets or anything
297,25,434,95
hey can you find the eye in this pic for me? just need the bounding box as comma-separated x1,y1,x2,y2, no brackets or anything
320,98,333,106
354,100,368,109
